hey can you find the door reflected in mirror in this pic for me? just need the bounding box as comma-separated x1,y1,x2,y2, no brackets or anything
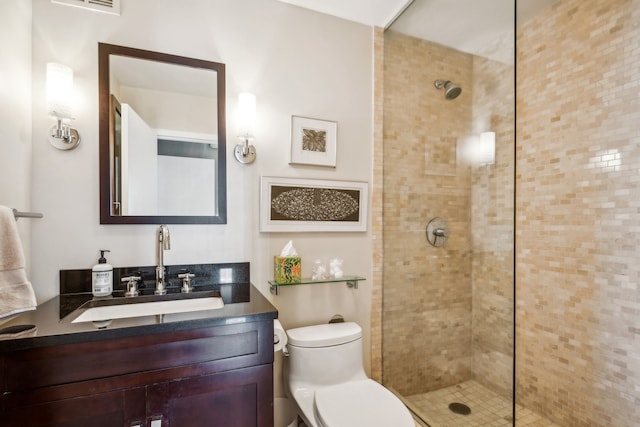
99,43,226,224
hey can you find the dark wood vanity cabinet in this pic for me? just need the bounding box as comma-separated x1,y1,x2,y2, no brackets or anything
0,319,274,427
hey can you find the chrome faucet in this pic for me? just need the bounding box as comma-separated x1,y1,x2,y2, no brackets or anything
155,224,171,295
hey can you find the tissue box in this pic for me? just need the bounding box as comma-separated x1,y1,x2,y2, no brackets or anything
274,256,302,283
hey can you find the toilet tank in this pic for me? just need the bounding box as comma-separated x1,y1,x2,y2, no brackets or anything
286,322,368,387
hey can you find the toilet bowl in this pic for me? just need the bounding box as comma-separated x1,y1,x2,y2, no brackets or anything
284,322,414,427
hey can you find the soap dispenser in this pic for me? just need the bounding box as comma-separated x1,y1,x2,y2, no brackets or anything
92,250,113,297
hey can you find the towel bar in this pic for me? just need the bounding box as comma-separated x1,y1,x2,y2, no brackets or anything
12,209,43,220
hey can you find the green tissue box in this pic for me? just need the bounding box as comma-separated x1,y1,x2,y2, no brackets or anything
274,256,301,284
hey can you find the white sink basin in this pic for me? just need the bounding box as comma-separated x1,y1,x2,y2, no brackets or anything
68,292,224,323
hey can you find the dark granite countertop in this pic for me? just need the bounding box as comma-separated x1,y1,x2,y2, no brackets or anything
0,282,277,353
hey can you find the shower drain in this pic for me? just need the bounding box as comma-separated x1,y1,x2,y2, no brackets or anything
448,402,471,415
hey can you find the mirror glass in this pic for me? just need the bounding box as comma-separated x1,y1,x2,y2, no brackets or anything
99,43,226,224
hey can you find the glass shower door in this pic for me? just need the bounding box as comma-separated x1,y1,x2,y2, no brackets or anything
381,1,515,425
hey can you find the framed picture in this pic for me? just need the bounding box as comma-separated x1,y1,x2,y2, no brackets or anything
290,116,337,167
260,176,368,232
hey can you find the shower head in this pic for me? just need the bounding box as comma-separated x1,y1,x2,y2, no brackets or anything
434,79,462,100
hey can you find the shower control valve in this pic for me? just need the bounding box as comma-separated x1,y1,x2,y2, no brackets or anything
426,217,450,248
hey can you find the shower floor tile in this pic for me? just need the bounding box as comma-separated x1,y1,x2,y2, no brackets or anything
406,380,559,427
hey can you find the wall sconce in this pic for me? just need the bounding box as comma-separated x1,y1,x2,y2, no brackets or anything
458,131,495,166
46,63,80,150
234,92,256,164
478,131,496,165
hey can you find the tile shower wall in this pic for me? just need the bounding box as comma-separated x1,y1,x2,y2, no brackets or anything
381,31,515,399
470,55,515,400
371,27,385,383
516,0,640,426
383,31,474,395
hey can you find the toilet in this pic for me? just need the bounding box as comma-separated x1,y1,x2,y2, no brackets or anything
284,322,414,427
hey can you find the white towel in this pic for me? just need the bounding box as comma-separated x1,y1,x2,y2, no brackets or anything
0,206,37,320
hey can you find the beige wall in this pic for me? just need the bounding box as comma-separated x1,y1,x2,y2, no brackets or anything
516,0,640,425
0,0,32,277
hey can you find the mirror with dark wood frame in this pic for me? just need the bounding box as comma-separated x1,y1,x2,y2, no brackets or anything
99,43,226,224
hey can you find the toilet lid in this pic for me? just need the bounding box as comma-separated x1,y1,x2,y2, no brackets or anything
314,379,414,427
287,322,362,348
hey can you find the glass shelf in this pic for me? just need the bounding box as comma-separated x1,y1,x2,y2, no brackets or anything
269,276,366,295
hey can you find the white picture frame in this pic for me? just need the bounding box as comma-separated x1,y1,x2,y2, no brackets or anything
290,116,337,167
260,176,368,232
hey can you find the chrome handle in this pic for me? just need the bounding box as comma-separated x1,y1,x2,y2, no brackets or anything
178,272,195,293
433,228,447,237
121,275,141,297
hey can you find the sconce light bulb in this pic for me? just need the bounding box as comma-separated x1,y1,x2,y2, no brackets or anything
46,63,74,119
237,92,256,138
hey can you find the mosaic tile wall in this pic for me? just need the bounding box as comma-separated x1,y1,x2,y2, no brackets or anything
371,27,384,383
380,30,515,400
381,32,508,399
516,0,640,426
382,31,474,395
470,54,515,400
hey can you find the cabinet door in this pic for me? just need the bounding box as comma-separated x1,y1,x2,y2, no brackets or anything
2,387,146,427
148,364,273,427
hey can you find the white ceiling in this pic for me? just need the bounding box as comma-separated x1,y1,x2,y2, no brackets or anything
276,0,557,60
275,0,413,28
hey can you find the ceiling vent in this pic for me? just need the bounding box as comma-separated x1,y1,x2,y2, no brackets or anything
51,0,121,16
